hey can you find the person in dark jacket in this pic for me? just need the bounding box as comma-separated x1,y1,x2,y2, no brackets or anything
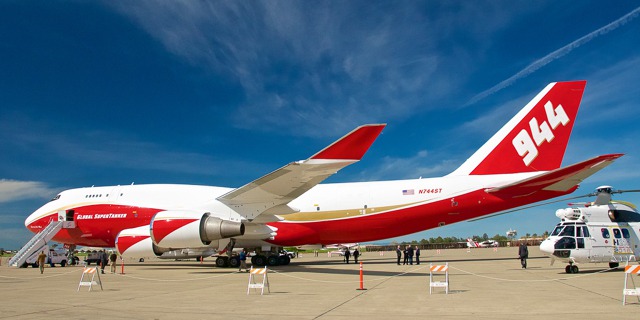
415,246,421,265
353,248,360,263
518,241,529,269
344,248,351,264
100,250,108,274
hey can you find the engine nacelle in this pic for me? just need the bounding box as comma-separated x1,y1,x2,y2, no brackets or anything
115,226,170,259
150,211,244,248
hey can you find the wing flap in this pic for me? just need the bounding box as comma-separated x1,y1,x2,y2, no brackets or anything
486,153,623,198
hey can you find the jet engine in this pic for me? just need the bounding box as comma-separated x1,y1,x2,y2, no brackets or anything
115,225,170,258
150,211,244,248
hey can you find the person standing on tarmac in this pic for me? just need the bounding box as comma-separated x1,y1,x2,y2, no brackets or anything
100,250,108,274
239,249,248,272
344,248,351,264
37,251,47,274
396,246,401,265
415,246,421,265
109,251,118,274
353,248,360,264
518,241,529,269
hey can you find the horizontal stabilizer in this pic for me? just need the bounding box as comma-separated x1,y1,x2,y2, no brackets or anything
486,153,623,198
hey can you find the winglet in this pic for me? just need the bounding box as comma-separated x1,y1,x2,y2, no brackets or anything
311,124,386,160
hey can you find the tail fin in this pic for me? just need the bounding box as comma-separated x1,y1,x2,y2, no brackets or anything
451,81,586,175
467,239,479,248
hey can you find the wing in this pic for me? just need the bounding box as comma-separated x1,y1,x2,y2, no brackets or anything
486,153,623,198
217,124,386,221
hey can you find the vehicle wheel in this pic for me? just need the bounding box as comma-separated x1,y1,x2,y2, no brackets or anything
228,257,240,268
571,265,579,273
20,262,28,268
267,255,279,266
139,258,144,263
215,256,229,268
565,265,571,273
252,255,266,267
61,260,67,267
609,262,619,269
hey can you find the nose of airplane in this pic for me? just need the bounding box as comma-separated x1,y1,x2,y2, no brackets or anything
539,239,555,255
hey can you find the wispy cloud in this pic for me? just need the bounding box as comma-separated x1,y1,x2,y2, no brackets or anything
108,1,528,137
466,6,640,106
0,179,57,203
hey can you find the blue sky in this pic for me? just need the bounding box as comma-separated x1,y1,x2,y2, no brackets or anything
1,1,640,249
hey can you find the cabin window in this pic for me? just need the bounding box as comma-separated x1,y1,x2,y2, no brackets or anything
577,238,585,249
577,226,583,237
601,228,610,238
582,226,590,238
622,228,630,239
613,228,622,239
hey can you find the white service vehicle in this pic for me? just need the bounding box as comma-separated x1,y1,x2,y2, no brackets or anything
23,246,68,268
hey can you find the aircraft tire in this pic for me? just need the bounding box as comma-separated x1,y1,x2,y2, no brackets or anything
267,255,279,266
565,265,571,273
571,265,578,273
228,257,240,268
215,256,229,268
278,255,290,265
252,255,266,267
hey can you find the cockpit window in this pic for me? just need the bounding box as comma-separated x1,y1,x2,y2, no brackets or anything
49,194,61,202
551,226,563,236
601,228,610,238
559,226,575,237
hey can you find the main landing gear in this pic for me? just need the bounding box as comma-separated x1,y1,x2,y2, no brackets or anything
214,254,290,268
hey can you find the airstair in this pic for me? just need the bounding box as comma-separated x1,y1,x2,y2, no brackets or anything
8,220,64,267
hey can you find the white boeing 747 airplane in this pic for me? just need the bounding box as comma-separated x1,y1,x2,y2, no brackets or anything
23,81,622,267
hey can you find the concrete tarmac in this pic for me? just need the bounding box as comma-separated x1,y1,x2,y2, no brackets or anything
1,247,639,319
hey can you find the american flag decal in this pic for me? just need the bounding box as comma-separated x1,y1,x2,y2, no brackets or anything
402,189,414,195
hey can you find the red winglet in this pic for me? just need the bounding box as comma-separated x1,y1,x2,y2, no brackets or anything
311,124,386,160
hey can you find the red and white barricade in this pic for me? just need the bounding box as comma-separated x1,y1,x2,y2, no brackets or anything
429,263,449,294
77,267,103,292
623,264,640,305
247,267,270,295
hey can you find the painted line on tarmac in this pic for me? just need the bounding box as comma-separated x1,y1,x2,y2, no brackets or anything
119,270,245,282
0,267,83,280
450,265,618,282
269,265,430,284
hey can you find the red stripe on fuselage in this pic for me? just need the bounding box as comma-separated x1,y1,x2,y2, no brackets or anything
267,187,577,246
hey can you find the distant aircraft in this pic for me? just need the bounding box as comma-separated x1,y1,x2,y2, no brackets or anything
19,81,622,268
467,239,499,248
540,186,640,273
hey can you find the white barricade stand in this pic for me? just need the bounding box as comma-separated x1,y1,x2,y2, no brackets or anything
429,263,449,294
77,267,103,292
623,265,640,305
247,267,270,295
